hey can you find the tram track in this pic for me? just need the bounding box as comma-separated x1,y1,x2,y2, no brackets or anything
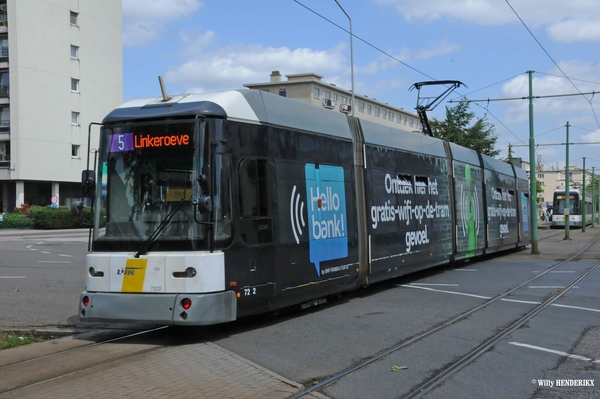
0,228,594,398
0,325,170,396
290,234,600,399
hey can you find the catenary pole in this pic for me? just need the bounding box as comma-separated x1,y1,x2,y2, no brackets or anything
528,71,539,254
582,157,586,232
565,122,570,240
593,166,596,228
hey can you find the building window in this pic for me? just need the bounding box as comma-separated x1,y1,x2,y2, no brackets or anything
333,93,338,103
0,140,9,161
71,78,79,92
341,96,347,104
0,34,8,60
389,111,394,121
0,106,9,129
71,111,79,125
409,119,414,127
70,11,78,26
0,72,8,98
403,116,408,125
358,102,364,112
382,110,387,119
374,107,380,117
323,90,330,100
70,45,79,59
313,87,319,99
537,173,544,179
396,114,401,123
72,144,80,157
367,104,372,115
279,87,286,97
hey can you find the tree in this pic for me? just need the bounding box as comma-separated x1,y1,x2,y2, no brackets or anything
429,100,500,157
506,143,515,165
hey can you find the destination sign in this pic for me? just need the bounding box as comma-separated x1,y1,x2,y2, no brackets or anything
109,133,191,152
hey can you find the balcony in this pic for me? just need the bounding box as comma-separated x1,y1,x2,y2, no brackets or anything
0,46,7,63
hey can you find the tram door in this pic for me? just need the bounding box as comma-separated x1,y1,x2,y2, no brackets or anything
235,158,276,310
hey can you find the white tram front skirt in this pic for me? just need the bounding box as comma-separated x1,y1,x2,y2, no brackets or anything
79,251,237,325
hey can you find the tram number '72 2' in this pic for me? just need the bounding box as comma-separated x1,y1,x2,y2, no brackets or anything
243,287,257,296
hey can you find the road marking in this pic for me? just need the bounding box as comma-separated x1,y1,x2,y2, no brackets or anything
58,254,73,257
0,276,26,279
37,261,71,264
501,298,541,305
410,283,459,287
508,342,600,364
528,286,579,289
400,284,491,299
41,251,51,254
403,286,599,312
551,303,600,313
533,270,576,273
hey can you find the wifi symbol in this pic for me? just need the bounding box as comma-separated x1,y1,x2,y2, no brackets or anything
290,185,306,244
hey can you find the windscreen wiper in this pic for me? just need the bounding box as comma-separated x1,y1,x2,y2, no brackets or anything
134,200,185,258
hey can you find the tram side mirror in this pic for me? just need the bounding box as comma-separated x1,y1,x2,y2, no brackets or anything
81,170,96,198
197,196,212,214
71,200,84,217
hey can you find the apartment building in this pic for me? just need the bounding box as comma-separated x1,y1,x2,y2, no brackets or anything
536,167,594,204
0,0,122,213
244,71,421,132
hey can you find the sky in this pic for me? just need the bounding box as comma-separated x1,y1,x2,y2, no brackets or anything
121,0,600,174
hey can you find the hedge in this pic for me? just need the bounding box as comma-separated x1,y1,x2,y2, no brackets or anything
0,205,94,230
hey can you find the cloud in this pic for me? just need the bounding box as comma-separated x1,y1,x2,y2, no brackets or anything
381,39,460,70
164,43,348,93
499,61,600,124
547,19,600,43
374,0,600,43
580,130,600,143
122,0,204,47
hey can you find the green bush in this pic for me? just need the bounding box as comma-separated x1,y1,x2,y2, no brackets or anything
0,212,34,229
0,205,95,230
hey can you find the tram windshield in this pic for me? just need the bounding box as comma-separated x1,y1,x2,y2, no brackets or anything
92,120,226,252
553,193,579,215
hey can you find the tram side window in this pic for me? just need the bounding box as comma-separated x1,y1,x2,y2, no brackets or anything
239,159,272,244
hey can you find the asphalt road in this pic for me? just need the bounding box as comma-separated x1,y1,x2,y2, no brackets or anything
1,227,599,398
0,229,89,329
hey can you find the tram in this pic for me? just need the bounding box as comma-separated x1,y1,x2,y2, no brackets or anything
75,89,531,325
551,188,592,228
